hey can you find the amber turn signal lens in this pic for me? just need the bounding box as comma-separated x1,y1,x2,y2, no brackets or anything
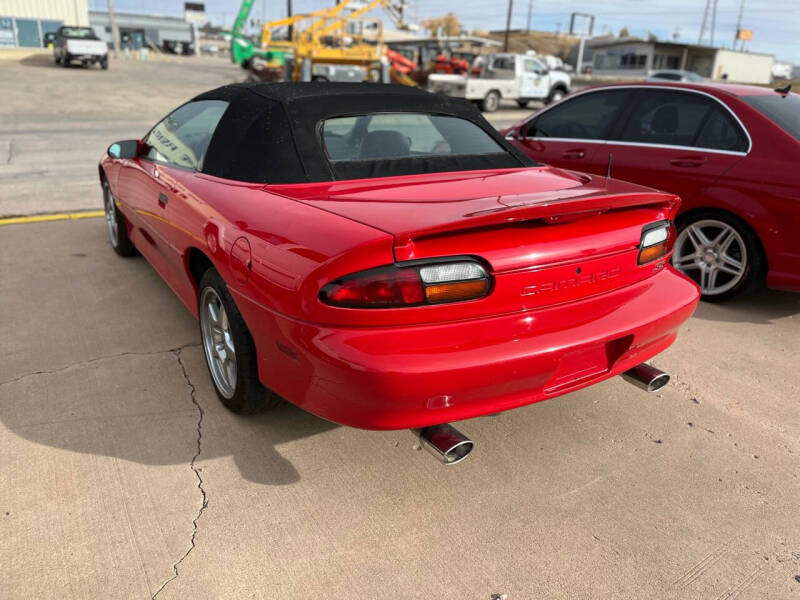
424,279,489,303
638,240,668,264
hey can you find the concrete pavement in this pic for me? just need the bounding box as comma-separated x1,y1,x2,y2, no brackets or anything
2,216,799,599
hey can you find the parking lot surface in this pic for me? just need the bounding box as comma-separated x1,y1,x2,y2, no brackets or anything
1,54,800,599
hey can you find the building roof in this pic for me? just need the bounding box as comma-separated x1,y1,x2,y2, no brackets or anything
589,36,774,58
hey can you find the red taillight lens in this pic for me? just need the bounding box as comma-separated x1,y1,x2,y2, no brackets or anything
320,261,491,308
320,266,424,308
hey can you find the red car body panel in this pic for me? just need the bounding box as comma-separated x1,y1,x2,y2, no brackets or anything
503,82,800,292
101,138,699,430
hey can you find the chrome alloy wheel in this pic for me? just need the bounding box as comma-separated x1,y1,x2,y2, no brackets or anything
200,287,237,399
672,219,747,296
103,184,119,247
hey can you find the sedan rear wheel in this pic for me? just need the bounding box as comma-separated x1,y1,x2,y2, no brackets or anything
198,268,282,414
672,212,764,301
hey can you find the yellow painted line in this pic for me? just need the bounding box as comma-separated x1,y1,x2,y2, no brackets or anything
0,211,105,226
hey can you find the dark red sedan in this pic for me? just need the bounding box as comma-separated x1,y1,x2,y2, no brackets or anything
503,82,800,301
99,83,698,463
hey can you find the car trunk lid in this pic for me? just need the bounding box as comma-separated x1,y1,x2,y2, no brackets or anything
268,166,680,315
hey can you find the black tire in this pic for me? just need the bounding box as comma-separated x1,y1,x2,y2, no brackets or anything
100,56,108,70
54,53,60,64
102,180,137,257
481,90,500,112
198,268,282,414
516,99,531,108
546,87,566,105
311,75,329,82
62,53,70,67
673,210,766,302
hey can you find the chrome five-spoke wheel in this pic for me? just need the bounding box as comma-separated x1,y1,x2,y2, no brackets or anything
101,180,136,257
672,219,747,297
103,185,119,247
200,286,237,399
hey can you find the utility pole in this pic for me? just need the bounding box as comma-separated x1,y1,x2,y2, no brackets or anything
698,0,718,46
503,0,513,52
526,0,533,34
287,0,293,38
698,0,709,44
710,0,717,46
734,0,745,50
107,0,120,57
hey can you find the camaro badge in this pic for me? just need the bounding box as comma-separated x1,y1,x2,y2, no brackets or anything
521,266,623,296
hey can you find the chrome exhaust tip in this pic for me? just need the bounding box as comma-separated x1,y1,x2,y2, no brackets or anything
622,363,670,393
416,423,474,466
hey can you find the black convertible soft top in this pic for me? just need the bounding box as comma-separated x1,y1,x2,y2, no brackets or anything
194,82,536,184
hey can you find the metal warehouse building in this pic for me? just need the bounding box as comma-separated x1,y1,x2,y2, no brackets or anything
590,37,775,84
89,11,194,53
0,0,89,47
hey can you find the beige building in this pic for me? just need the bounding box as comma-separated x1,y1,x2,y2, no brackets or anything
590,38,775,85
0,0,89,47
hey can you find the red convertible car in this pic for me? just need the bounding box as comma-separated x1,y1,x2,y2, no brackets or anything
503,82,800,301
99,83,698,464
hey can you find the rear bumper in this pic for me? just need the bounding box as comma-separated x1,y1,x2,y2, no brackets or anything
235,266,699,430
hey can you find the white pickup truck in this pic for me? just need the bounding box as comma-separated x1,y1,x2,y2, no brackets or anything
428,53,571,112
53,26,108,70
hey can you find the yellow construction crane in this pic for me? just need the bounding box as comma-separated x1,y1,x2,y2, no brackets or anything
257,0,413,83
292,0,410,81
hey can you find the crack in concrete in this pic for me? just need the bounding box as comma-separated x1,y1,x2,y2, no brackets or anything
0,343,200,387
151,348,207,599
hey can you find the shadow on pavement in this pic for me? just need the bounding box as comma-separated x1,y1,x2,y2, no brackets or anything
0,345,339,487
20,54,58,68
692,288,800,324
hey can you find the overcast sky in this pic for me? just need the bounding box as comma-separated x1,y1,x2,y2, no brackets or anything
88,0,800,63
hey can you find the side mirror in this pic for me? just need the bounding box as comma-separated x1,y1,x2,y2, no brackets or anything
107,139,142,159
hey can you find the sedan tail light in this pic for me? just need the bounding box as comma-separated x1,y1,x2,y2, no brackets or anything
320,260,491,308
638,221,675,265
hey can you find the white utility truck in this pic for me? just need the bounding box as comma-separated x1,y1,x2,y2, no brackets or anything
53,26,109,70
427,53,571,112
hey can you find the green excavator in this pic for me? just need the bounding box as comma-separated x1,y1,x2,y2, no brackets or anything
230,0,289,68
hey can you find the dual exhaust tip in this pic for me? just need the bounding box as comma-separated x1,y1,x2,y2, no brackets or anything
415,363,669,466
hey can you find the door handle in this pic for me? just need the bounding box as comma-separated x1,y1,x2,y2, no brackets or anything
158,192,168,207
670,156,707,167
562,149,586,159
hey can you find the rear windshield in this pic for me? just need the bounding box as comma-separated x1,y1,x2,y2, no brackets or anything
62,27,98,39
322,113,507,162
742,93,800,141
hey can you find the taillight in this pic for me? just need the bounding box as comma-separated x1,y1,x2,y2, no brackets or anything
320,260,491,308
638,221,675,265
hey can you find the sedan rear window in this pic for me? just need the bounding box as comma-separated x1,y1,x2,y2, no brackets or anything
322,113,506,162
742,93,800,141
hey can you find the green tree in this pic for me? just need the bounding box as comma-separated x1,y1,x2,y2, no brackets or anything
619,26,630,38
